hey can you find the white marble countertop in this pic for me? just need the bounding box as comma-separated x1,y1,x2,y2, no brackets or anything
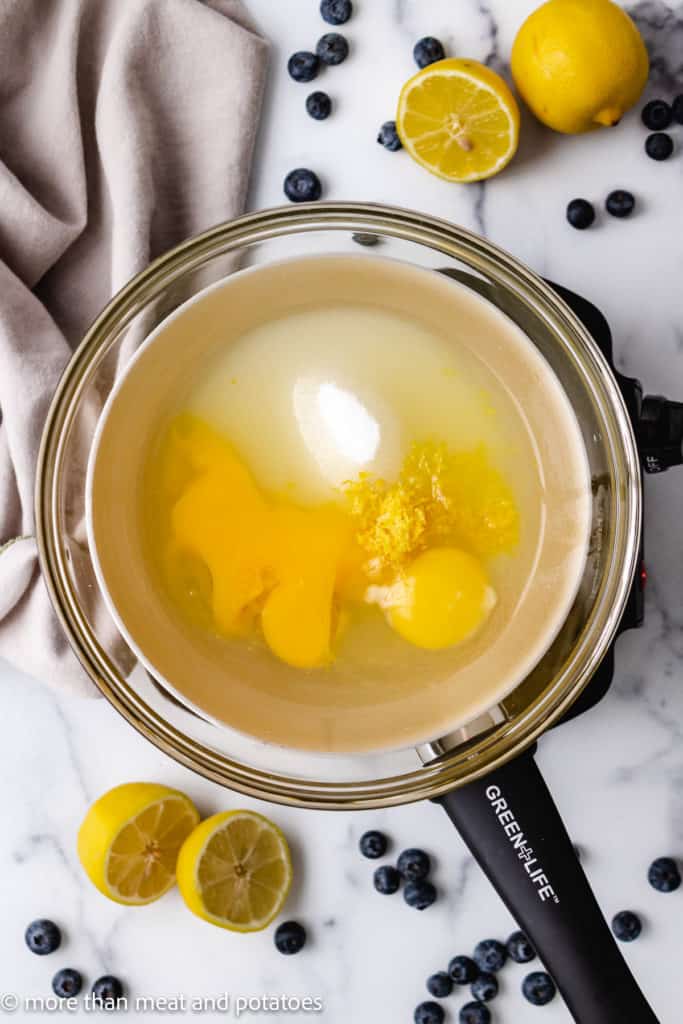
2,1,683,1022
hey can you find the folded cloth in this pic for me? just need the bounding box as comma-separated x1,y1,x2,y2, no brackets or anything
0,0,268,694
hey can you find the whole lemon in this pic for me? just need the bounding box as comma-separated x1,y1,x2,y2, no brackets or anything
511,0,649,133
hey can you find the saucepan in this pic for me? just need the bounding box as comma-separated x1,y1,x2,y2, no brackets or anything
36,203,682,1023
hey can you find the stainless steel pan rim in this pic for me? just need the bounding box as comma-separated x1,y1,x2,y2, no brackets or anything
35,201,642,809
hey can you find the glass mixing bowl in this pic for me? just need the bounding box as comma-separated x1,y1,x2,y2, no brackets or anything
35,202,641,809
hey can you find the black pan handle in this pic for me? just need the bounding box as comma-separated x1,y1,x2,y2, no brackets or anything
434,746,659,1023
638,394,683,473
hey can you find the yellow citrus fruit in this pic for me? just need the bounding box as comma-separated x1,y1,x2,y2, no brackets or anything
396,58,520,183
511,0,649,134
176,810,292,932
77,783,200,905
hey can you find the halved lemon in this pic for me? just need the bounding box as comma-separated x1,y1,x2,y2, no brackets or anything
176,810,293,932
397,58,520,182
77,783,200,905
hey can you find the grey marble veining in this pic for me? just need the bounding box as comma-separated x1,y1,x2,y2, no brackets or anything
1,1,683,1022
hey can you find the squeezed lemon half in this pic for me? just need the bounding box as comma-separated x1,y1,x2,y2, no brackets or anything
397,58,520,182
77,783,200,905
176,810,293,932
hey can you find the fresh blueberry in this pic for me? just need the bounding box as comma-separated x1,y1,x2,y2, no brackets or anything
306,91,332,120
605,189,635,218
287,51,320,83
404,879,437,910
274,920,307,955
459,1002,491,1024
91,976,124,1005
648,856,681,893
373,865,401,894
352,232,380,247
320,0,352,25
473,939,507,973
611,910,642,942
673,95,683,125
52,969,83,998
283,168,322,203
414,1001,445,1024
471,972,498,1002
413,36,446,69
645,132,674,160
377,121,402,152
448,955,479,984
25,919,61,956
566,198,595,230
359,830,388,859
316,33,348,66
426,972,453,998
522,971,556,1006
397,848,431,881
641,99,672,131
506,930,536,964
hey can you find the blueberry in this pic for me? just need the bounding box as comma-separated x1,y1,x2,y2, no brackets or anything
459,1003,491,1024
352,232,380,247
641,99,672,131
566,198,595,230
359,830,388,859
25,919,61,956
413,36,446,69
287,51,320,83
448,955,479,984
404,879,437,910
611,910,642,942
605,189,635,218
471,972,498,1002
306,91,332,120
373,865,401,894
673,95,683,125
506,930,536,964
316,33,349,66
91,976,124,1005
52,969,83,998
283,168,322,203
414,1001,445,1024
397,848,431,881
645,132,674,161
377,121,402,152
473,939,507,973
274,920,307,955
426,972,453,998
648,856,681,893
522,971,556,1006
320,0,352,25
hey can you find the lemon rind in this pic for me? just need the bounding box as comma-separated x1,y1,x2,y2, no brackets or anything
103,794,199,906
397,66,519,183
188,811,293,933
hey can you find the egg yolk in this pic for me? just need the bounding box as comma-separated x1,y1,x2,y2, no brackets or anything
157,415,363,669
374,547,496,650
152,415,515,668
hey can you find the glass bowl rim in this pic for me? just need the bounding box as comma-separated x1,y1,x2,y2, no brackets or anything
35,201,642,809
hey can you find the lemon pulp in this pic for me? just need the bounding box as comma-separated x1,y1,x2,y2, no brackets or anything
77,783,200,905
397,58,520,182
176,810,292,932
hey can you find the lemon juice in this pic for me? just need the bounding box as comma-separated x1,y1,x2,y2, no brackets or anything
138,254,590,752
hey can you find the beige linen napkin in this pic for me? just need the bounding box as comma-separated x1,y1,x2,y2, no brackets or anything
0,0,268,694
